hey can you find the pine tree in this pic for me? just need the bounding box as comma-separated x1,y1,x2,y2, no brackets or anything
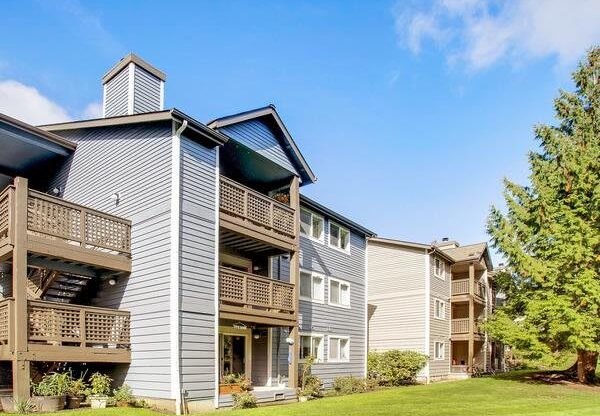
486,46,600,383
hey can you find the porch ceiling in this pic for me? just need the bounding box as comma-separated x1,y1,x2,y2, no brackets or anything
220,229,289,256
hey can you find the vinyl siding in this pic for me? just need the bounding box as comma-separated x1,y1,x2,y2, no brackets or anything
104,68,129,117
367,243,427,353
49,122,174,398
179,136,218,401
429,257,451,378
298,210,367,387
218,120,298,175
133,65,161,114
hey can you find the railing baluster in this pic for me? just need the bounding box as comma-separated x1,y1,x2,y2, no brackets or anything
79,309,86,348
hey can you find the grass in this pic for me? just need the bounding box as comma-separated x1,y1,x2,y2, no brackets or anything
38,372,600,416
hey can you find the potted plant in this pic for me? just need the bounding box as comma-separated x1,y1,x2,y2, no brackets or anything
67,378,87,409
31,372,69,412
272,192,290,204
88,372,112,409
219,373,250,395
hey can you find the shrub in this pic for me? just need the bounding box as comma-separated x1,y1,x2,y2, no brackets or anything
232,391,257,409
331,376,368,395
298,355,322,398
89,372,112,397
14,399,35,414
113,384,135,406
68,378,88,398
368,350,428,386
32,372,72,396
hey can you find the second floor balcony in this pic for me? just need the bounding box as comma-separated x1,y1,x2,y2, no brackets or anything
451,318,484,338
451,278,487,303
219,176,297,251
0,184,131,273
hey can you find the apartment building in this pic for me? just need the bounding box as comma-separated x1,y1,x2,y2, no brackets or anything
0,54,373,413
367,237,499,380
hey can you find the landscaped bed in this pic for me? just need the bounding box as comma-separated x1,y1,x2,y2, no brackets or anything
34,371,600,416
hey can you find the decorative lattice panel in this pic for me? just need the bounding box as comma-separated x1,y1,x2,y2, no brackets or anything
272,283,294,311
246,277,270,307
28,302,81,343
0,189,8,240
220,179,245,217
272,205,295,237
27,195,81,242
86,311,130,346
0,301,10,344
246,193,271,228
85,212,131,253
220,269,245,303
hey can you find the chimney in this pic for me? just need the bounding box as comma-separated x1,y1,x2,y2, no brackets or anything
442,237,449,242
102,53,166,118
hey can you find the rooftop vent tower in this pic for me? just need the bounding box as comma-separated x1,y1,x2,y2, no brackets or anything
102,53,166,118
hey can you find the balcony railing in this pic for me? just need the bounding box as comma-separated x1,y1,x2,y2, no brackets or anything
451,318,484,335
451,278,487,300
0,298,130,349
219,176,296,239
0,185,132,271
219,267,294,314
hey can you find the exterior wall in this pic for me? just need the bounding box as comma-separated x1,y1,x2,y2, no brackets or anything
367,243,427,353
178,136,218,402
50,122,174,399
270,256,290,385
429,256,451,379
298,211,367,387
104,68,129,117
133,65,162,114
217,119,298,175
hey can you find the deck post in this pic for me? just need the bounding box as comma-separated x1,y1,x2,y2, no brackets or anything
287,176,300,389
467,262,475,373
12,177,30,401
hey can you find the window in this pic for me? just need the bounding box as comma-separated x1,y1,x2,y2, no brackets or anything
300,271,324,303
434,258,445,279
300,208,324,242
328,336,350,362
434,298,445,320
329,222,350,253
434,341,445,360
300,334,324,362
329,278,351,307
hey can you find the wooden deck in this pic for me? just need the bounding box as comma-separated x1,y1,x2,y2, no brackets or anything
219,267,296,327
219,176,297,251
451,278,487,303
0,298,130,363
0,185,131,272
451,318,484,341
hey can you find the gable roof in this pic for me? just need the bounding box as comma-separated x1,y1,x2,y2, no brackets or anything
208,105,317,185
441,242,493,270
368,236,455,263
39,108,228,148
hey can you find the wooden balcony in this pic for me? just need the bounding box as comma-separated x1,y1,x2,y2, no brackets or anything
0,298,130,363
219,176,296,251
451,318,484,340
451,278,487,303
0,185,131,272
219,267,296,327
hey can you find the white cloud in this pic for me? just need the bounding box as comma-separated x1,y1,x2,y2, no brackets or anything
0,79,102,125
395,0,600,70
0,80,71,125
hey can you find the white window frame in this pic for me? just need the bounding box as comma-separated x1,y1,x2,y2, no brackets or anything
299,333,324,363
434,298,446,320
299,269,325,304
434,341,445,360
328,221,351,254
328,277,351,308
433,257,445,280
300,207,325,243
328,335,350,363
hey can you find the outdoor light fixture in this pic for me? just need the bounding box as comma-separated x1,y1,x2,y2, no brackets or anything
52,187,62,196
108,278,117,286
110,192,120,205
253,333,260,340
285,337,294,345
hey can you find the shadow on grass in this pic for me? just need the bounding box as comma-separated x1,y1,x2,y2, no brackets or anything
488,369,600,390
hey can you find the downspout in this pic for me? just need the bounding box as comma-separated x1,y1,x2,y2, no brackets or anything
170,119,187,415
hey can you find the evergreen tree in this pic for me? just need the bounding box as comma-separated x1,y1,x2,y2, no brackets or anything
486,47,600,383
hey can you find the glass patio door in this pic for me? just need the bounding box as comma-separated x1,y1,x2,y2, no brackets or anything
220,334,246,377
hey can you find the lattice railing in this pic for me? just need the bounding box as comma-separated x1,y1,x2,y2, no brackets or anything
451,279,469,295
27,190,131,256
28,300,130,348
220,176,295,238
0,187,10,242
219,267,294,313
451,318,469,334
0,299,11,345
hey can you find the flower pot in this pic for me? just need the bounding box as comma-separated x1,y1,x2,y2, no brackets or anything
298,395,311,403
32,395,64,412
219,384,242,395
90,396,109,409
0,395,14,412
67,395,84,409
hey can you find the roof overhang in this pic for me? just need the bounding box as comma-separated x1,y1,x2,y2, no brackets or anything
39,109,228,148
208,105,317,186
300,194,376,237
369,236,455,263
102,53,166,84
0,113,76,186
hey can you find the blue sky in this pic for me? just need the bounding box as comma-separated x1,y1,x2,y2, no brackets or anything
1,0,599,263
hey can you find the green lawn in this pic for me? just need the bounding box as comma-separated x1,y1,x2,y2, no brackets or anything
40,372,600,416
